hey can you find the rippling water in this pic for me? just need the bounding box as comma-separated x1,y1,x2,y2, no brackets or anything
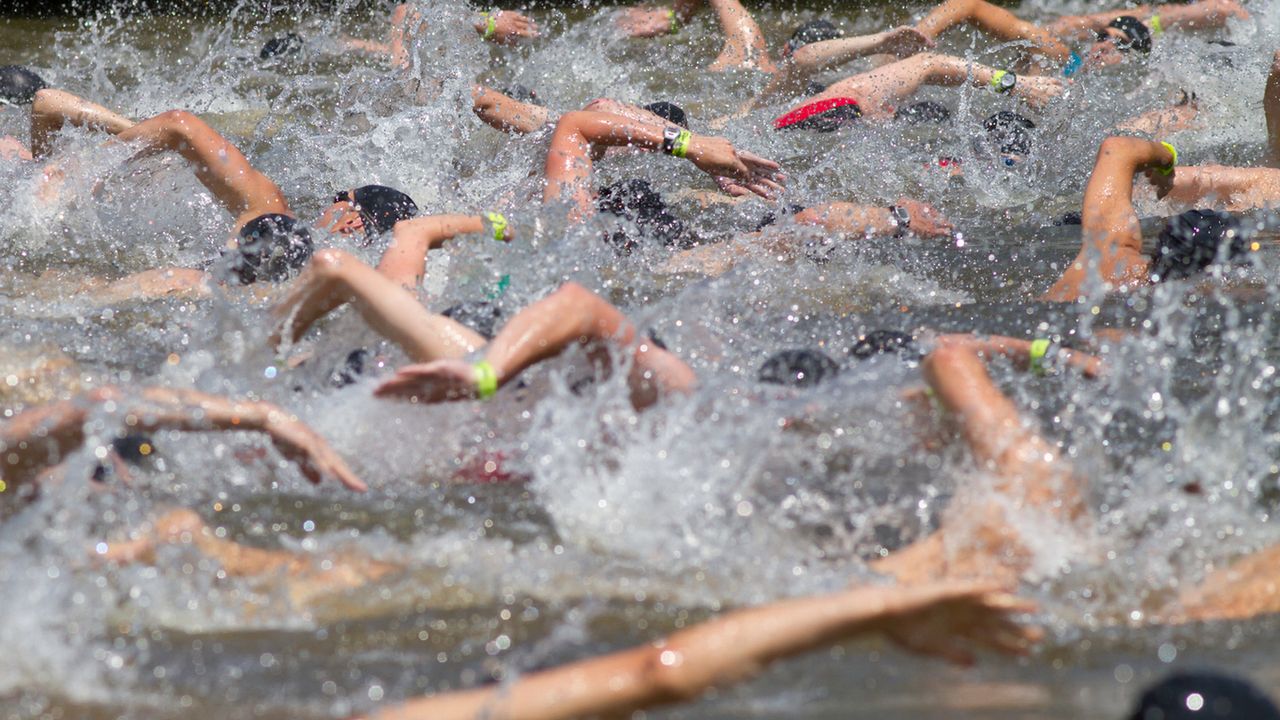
2,1,1280,718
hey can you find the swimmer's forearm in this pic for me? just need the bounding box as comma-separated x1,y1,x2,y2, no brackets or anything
378,214,486,287
471,85,550,134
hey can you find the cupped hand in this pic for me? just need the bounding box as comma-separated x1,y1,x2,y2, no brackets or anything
616,6,674,38
879,581,1042,665
489,11,540,44
687,137,784,199
263,410,368,491
1015,76,1064,110
373,359,480,404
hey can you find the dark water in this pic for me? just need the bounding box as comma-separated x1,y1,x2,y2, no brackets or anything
2,1,1280,718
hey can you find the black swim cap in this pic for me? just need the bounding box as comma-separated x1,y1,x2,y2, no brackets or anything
849,330,922,361
784,19,843,57
1103,16,1152,54
1151,209,1249,282
1129,671,1280,720
228,214,313,285
502,84,541,106
895,101,952,125
329,348,372,388
0,65,48,106
260,33,305,60
111,433,156,464
442,300,502,340
596,179,690,254
644,101,688,129
758,349,840,388
337,185,419,238
754,203,807,232
982,111,1035,156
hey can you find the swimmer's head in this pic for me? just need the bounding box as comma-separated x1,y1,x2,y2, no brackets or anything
977,111,1034,165
441,300,502,340
1088,16,1151,65
1128,671,1280,720
757,349,840,388
783,19,843,58
596,178,689,254
0,65,49,106
502,84,541,106
849,330,923,363
321,185,419,243
226,213,313,285
773,98,861,132
643,101,688,129
894,101,952,125
1150,209,1251,282
260,33,305,60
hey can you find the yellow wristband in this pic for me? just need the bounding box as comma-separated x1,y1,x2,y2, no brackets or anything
473,360,498,399
1149,13,1163,36
482,12,497,40
990,69,1015,93
485,211,508,241
667,7,679,33
1028,338,1051,376
1158,141,1177,176
671,129,692,158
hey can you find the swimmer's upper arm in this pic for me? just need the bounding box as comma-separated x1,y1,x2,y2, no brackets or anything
377,215,486,288
1080,137,1149,256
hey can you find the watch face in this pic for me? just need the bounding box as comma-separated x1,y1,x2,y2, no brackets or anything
1000,73,1016,91
892,206,910,226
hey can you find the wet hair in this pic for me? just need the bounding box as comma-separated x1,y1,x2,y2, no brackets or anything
502,84,541,106
982,111,1035,156
441,300,502,340
1150,209,1250,282
757,349,840,388
894,101,952,125
1101,16,1152,54
1056,211,1082,226
595,179,690,254
849,330,922,362
335,185,419,238
643,101,688,129
260,33,305,60
227,214,314,285
754,204,807,232
1128,671,1280,720
0,65,48,106
784,19,843,57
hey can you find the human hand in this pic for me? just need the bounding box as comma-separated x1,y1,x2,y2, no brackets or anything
892,197,953,238
262,408,368,491
715,172,785,199
617,6,676,38
878,581,1041,665
482,10,540,44
1014,75,1064,110
1144,164,1175,200
877,26,934,58
686,136,784,199
374,359,480,403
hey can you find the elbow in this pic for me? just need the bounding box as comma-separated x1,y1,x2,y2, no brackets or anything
636,644,707,705
551,281,596,307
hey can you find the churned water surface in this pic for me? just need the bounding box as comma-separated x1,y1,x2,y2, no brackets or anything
2,1,1280,718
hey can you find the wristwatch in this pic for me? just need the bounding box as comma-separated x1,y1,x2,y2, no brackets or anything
993,70,1017,94
888,205,911,236
661,126,681,155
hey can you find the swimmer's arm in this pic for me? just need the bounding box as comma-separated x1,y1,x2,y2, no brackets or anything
30,88,137,158
1113,95,1200,136
471,9,539,44
339,37,393,57
376,214,489,288
617,0,703,38
116,110,291,228
761,29,935,100
365,581,1035,720
90,267,211,305
0,395,96,492
1042,136,1172,301
913,54,1063,109
706,0,776,73
1267,51,1280,167
0,135,32,162
932,333,1104,378
914,1,1068,64
543,110,782,216
471,85,551,135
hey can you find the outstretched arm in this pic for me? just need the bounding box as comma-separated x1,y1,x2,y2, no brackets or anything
365,580,1035,720
0,386,366,493
705,0,775,73
1043,136,1174,301
30,88,136,158
472,85,552,135
1045,0,1247,40
376,214,490,288
915,0,1070,65
271,248,484,360
471,9,539,44
543,110,782,217
617,0,703,38
115,110,290,230
375,282,696,410
757,28,933,103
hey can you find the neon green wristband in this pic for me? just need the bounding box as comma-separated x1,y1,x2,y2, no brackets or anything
990,69,1015,93
1149,13,1163,36
485,211,508,241
473,360,498,399
670,129,692,158
1028,338,1051,376
667,7,679,33
482,12,497,40
1157,141,1177,176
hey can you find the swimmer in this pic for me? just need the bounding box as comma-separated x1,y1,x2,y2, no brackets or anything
1043,136,1262,302
0,384,366,506
915,0,1248,75
0,65,47,161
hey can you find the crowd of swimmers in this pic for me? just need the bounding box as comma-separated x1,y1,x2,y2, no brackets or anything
2,0,1280,716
